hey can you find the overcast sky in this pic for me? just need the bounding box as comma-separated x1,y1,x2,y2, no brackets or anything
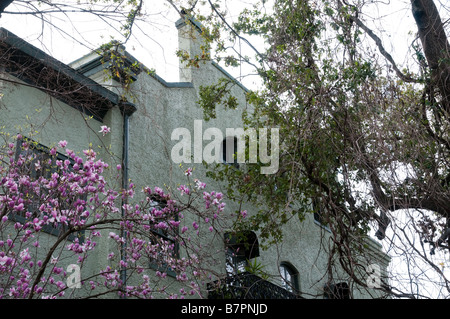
2,0,447,90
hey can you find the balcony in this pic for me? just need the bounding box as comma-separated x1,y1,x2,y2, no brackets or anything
208,272,302,299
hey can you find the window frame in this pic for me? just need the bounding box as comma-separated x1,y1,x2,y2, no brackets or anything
147,195,180,277
12,137,84,242
225,245,249,275
279,262,299,293
312,197,331,232
221,136,239,168
224,231,260,276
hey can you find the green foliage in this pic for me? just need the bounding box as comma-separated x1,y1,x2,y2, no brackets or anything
195,0,449,256
197,78,238,121
245,258,269,280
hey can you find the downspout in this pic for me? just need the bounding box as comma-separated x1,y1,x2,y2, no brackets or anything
119,100,136,297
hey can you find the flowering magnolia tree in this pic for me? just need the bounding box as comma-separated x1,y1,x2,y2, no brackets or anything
0,132,231,299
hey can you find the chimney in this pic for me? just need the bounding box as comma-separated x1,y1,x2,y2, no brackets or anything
175,17,208,83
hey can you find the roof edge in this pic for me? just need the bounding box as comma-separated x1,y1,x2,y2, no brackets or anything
0,27,121,120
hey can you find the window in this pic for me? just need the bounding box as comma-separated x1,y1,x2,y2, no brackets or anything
224,231,259,275
314,211,325,224
148,195,179,276
279,262,299,293
225,246,248,275
148,195,179,257
13,137,83,242
221,136,239,168
324,282,350,299
312,197,328,227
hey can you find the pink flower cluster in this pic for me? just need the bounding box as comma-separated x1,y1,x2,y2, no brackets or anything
0,135,227,299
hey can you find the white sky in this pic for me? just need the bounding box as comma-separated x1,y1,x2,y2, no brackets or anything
0,1,182,81
1,0,443,87
1,1,448,83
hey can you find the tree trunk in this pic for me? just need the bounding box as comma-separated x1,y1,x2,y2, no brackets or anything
411,0,450,114
0,1,14,15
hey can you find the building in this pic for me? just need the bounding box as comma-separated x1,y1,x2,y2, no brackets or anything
0,18,390,299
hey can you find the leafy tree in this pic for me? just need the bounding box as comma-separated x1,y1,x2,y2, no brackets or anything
191,0,450,298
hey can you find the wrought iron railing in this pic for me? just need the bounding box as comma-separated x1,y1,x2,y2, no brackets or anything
208,272,302,299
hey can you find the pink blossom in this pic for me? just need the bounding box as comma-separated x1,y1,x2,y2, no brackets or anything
13,203,24,212
99,125,111,136
19,248,31,263
177,185,190,196
170,220,181,227
0,256,12,266
0,137,231,299
195,179,206,189
217,202,226,212
34,161,42,171
58,140,68,148
156,222,168,230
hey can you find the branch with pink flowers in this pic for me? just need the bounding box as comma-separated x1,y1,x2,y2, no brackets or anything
0,132,230,299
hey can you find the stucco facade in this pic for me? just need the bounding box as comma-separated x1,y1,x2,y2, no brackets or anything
0,18,390,299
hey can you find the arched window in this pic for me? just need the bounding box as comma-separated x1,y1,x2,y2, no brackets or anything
221,136,239,168
279,262,299,293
